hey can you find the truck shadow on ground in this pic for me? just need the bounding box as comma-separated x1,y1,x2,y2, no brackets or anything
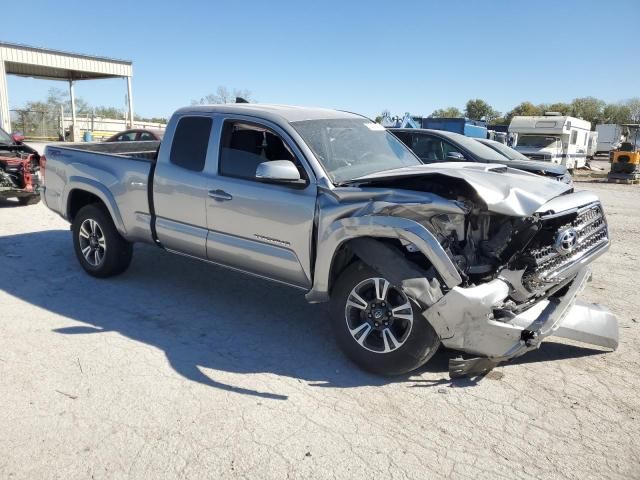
0,198,28,208
0,229,608,400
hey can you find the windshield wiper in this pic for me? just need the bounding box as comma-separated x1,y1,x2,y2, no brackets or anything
335,179,361,187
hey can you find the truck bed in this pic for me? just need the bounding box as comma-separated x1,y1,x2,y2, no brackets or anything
43,141,158,244
53,141,160,162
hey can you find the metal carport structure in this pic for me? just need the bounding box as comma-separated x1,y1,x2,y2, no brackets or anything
0,41,133,141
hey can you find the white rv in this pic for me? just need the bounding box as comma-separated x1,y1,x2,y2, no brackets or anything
509,115,591,169
595,124,625,154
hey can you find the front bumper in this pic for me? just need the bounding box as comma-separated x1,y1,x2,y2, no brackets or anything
424,267,618,377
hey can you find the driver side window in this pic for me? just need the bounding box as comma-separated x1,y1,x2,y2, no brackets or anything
409,134,465,162
410,134,444,162
218,121,307,181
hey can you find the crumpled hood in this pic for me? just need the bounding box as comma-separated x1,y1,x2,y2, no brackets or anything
350,162,572,216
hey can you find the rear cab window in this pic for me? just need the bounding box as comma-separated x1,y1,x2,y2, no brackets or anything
170,116,213,171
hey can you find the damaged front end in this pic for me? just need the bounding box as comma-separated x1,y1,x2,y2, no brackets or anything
425,190,617,377
311,167,618,377
0,148,41,202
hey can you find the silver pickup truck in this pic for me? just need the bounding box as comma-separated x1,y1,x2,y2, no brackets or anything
42,104,618,377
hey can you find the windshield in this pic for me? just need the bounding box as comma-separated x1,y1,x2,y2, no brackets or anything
517,135,559,148
291,118,421,183
442,133,509,162
0,127,12,145
481,140,532,161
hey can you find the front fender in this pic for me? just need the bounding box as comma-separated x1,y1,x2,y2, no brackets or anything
305,215,462,303
63,177,127,236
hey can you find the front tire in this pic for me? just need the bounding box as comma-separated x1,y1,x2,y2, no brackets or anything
330,262,440,376
72,204,133,278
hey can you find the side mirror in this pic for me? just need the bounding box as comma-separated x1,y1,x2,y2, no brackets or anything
256,160,303,184
12,132,25,143
446,151,465,161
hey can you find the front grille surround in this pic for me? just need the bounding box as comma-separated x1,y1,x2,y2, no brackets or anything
523,202,608,291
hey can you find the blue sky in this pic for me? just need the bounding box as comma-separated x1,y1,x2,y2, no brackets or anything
4,0,639,119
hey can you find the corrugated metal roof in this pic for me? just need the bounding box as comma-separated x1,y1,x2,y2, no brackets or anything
0,41,131,65
0,41,132,80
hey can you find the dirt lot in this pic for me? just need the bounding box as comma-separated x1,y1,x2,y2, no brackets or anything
1,179,639,480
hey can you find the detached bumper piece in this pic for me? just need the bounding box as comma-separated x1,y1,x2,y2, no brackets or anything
449,356,500,379
424,267,618,379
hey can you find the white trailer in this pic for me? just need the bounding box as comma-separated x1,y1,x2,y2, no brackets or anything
509,115,591,169
595,124,625,154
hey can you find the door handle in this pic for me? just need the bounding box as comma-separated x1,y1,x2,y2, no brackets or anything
208,189,233,201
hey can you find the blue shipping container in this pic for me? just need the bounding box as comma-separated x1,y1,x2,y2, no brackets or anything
421,118,487,138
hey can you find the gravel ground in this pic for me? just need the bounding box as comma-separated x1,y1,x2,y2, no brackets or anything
0,180,638,480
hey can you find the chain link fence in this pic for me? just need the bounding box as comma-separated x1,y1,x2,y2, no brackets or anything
10,109,63,141
9,109,167,142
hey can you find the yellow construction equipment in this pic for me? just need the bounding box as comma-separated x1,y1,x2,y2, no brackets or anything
608,124,640,183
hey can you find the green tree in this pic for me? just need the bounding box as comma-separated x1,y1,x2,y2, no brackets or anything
430,107,463,118
93,106,124,118
602,104,632,124
42,87,91,115
192,86,254,105
135,115,168,123
464,99,500,121
569,96,605,124
12,88,90,138
546,102,571,115
505,102,543,122
623,97,640,122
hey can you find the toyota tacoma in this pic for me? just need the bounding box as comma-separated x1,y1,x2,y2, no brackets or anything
41,104,618,377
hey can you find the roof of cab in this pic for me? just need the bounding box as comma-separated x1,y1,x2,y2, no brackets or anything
389,127,467,141
173,103,367,123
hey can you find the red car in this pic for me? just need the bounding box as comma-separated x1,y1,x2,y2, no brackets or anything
0,128,41,206
105,128,164,142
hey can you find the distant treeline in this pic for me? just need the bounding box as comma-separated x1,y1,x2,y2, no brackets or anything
378,97,640,128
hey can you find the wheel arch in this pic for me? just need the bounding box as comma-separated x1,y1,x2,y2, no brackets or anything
64,179,126,236
305,215,462,304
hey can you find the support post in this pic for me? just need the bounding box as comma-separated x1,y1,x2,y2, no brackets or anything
60,105,65,141
0,59,11,133
126,76,134,128
69,78,77,142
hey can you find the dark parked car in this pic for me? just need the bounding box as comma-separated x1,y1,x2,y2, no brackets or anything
390,128,573,185
105,128,164,142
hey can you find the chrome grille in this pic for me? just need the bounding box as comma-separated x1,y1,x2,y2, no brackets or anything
524,202,608,290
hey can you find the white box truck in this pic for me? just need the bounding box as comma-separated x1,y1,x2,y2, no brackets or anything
587,131,599,159
595,124,625,154
509,115,591,169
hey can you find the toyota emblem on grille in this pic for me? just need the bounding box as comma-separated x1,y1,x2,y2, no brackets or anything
555,228,578,254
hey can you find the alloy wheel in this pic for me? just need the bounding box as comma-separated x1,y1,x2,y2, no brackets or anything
78,218,107,267
344,277,414,354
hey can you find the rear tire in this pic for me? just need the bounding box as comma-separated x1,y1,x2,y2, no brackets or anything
330,261,440,376
18,195,40,206
72,204,133,278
